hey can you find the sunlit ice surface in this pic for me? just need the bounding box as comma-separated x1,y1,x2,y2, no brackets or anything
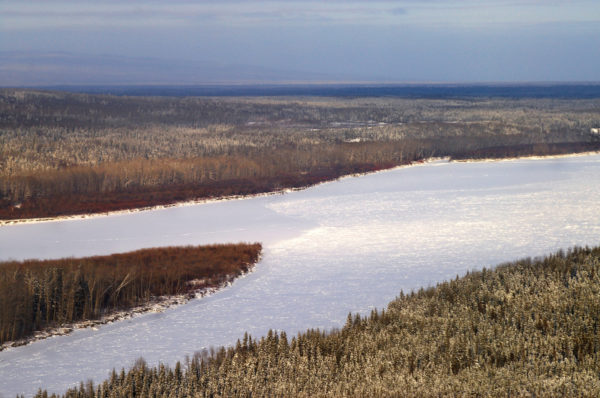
1,155,600,397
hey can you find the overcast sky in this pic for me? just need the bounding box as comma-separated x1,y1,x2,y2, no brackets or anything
1,0,599,85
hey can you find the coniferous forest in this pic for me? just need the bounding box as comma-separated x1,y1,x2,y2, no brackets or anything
0,243,261,346
2,89,599,221
3,89,600,397
26,245,600,397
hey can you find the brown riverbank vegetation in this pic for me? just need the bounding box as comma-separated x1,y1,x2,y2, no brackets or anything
0,243,262,345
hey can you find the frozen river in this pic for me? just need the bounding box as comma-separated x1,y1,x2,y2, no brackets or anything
1,155,600,397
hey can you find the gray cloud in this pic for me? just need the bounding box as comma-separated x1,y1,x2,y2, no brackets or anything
389,7,408,15
3,1,596,30
1,1,598,84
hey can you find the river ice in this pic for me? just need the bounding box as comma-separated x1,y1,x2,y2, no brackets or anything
1,155,600,397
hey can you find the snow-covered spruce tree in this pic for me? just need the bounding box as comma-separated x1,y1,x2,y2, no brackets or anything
37,246,600,397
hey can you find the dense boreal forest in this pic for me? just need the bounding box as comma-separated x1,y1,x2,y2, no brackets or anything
1,89,599,220
0,243,261,346
27,245,600,397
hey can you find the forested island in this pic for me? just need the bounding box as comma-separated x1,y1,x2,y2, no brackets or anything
1,89,599,221
26,245,600,397
0,243,261,347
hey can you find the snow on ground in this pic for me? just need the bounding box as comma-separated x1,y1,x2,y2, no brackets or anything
1,155,600,397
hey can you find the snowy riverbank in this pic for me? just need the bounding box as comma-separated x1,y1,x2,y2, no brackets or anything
1,158,449,227
0,263,258,352
2,152,597,228
2,153,600,397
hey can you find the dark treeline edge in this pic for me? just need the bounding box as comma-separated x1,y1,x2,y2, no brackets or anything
0,243,262,346
31,245,600,397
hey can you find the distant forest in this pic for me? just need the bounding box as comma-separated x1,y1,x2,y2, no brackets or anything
32,245,600,397
1,89,599,220
41,83,600,99
0,243,261,346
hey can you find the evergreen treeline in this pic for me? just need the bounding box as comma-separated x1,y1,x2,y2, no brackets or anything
0,243,261,345
451,142,600,160
34,246,600,397
2,89,599,221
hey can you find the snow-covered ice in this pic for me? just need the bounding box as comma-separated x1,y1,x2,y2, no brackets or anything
1,155,600,397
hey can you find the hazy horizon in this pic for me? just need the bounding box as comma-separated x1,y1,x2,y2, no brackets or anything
1,1,599,86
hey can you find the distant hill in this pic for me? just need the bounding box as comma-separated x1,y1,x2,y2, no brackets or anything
3,52,599,99
22,82,600,99
0,51,337,87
